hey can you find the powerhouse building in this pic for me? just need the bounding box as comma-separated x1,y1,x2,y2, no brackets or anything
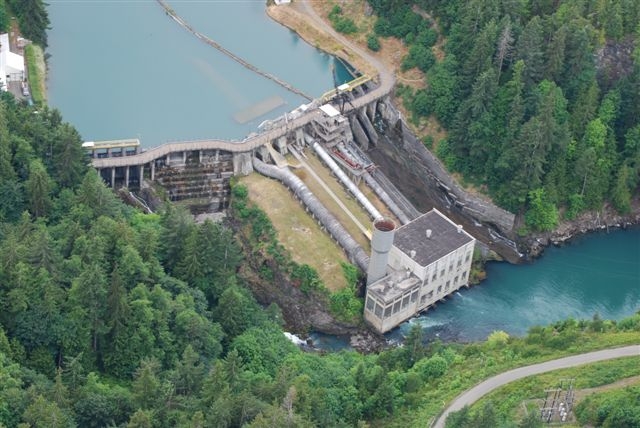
364,209,476,333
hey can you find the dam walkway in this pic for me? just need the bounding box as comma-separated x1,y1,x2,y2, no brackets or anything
91,0,397,200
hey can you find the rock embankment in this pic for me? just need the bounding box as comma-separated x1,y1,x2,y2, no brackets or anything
525,202,640,258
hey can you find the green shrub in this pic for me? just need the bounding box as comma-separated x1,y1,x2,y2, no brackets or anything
291,264,325,294
328,4,358,34
422,135,434,149
575,386,640,427
367,33,380,51
435,138,458,171
524,188,559,231
414,355,448,380
486,331,509,349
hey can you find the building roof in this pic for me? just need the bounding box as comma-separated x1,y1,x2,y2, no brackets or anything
319,103,340,117
0,33,24,74
367,268,421,303
393,209,474,267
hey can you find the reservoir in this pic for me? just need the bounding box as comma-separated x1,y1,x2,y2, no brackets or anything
46,2,639,345
46,0,351,146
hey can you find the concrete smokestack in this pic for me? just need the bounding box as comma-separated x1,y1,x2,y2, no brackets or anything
367,218,396,286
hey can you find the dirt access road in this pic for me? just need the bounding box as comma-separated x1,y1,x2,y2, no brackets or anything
272,0,395,92
433,345,640,428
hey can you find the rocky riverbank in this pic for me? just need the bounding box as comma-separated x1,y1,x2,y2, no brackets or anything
525,201,640,258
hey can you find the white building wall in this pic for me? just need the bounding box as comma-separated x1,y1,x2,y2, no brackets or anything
364,286,421,333
416,241,475,310
365,234,476,333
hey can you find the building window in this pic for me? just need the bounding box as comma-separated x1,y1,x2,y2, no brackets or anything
425,276,429,285
432,273,437,281
465,252,471,262
462,271,467,280
457,258,462,267
374,303,383,318
454,276,459,284
437,286,442,293
366,297,374,311
421,294,427,303
393,300,401,314
384,305,392,317
449,264,453,272
440,269,445,277
411,290,418,303
445,280,450,290
402,294,410,308
427,291,433,299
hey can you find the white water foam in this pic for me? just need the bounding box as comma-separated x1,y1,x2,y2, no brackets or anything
283,332,306,346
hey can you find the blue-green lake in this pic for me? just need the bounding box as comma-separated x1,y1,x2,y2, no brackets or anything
46,0,350,145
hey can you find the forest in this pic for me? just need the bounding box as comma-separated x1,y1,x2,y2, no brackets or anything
0,81,639,428
367,0,640,231
0,1,639,427
3,0,49,47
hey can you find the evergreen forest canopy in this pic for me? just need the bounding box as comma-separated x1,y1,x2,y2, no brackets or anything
369,0,640,231
3,0,50,47
0,85,638,428
0,2,638,427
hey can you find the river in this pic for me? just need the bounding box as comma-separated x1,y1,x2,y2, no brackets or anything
310,227,639,350
390,227,639,343
46,2,639,348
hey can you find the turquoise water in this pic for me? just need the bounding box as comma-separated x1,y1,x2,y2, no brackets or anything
310,228,639,349
46,0,351,145
46,2,640,346
389,227,640,343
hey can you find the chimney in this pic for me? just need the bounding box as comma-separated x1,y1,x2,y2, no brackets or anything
426,229,432,239
410,250,416,259
367,218,396,286
457,224,463,233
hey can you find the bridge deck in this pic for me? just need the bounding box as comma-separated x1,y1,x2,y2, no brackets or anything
320,74,372,104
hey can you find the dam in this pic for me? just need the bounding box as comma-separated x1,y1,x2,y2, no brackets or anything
50,0,639,340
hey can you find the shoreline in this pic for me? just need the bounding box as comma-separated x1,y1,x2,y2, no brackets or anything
266,2,640,264
526,203,640,259
265,3,379,80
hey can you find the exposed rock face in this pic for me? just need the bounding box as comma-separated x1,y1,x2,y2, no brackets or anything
595,37,636,87
350,330,387,353
235,254,346,335
366,99,523,263
368,98,640,261
243,265,388,352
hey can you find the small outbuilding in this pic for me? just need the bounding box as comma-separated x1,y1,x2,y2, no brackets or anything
0,33,25,92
